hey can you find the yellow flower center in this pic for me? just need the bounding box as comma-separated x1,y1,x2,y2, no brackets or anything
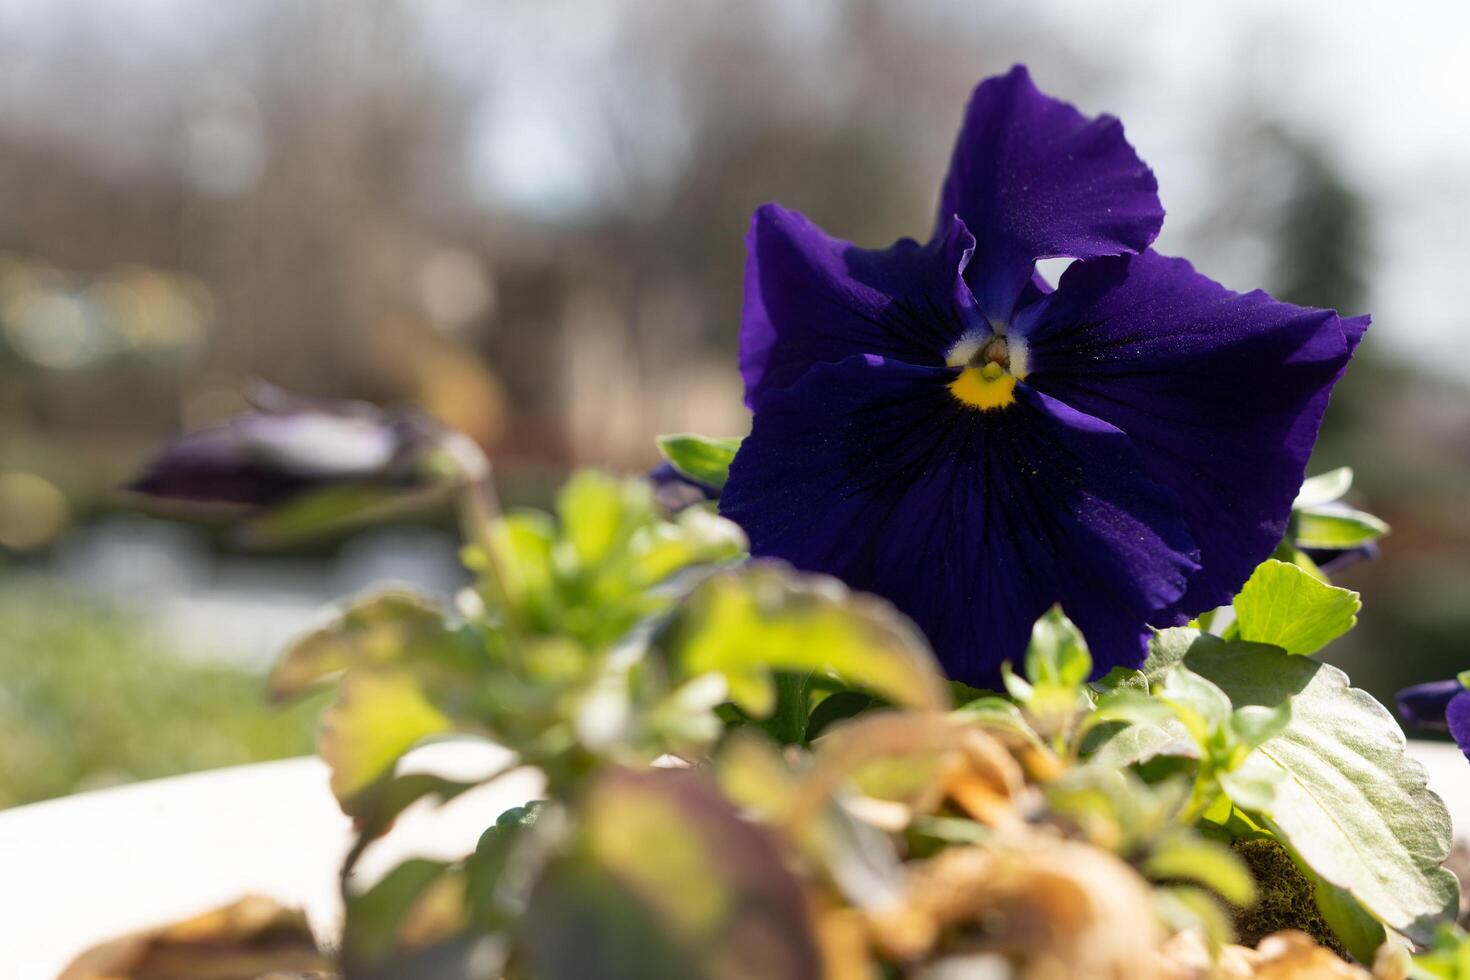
947,334,1026,411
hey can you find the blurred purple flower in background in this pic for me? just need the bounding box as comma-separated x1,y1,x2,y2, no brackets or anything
127,384,451,512
721,66,1366,685
1398,677,1470,761
647,461,720,513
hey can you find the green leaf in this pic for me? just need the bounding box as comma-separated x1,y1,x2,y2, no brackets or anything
242,482,447,546
655,434,742,490
555,470,654,569
1294,467,1353,508
1142,627,1198,679
1230,701,1292,752
806,690,881,740
1089,719,1198,769
351,772,484,851
319,669,453,814
953,696,1044,748
342,858,453,963
1312,876,1388,966
1182,635,1457,943
1156,666,1233,746
1231,559,1360,655
1413,925,1470,978
1293,506,1389,549
1144,834,1257,907
488,510,557,613
664,563,948,718
523,768,820,980
1153,886,1237,954
761,672,814,745
269,589,460,702
1025,605,1092,687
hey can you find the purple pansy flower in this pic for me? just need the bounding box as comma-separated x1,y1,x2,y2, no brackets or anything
719,66,1366,685
1398,679,1470,762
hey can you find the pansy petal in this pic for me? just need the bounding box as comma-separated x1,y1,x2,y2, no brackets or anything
740,205,982,409
1447,691,1470,762
720,356,1198,684
1397,680,1462,730
937,65,1163,326
1019,251,1362,617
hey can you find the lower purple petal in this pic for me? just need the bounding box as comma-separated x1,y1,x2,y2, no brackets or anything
720,355,1198,684
1019,251,1362,618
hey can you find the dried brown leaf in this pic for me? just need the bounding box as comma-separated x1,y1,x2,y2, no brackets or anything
59,895,332,980
868,838,1163,980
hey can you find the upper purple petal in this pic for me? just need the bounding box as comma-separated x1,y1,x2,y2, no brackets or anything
1017,251,1362,618
936,65,1164,327
739,204,983,410
720,355,1199,685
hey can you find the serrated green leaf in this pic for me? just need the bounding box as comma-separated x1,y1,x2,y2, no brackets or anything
1143,627,1198,679
1184,637,1457,943
655,434,742,490
665,563,948,718
1094,666,1149,694
1232,559,1361,655
1293,506,1389,549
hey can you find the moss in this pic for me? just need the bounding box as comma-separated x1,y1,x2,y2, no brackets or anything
1230,838,1346,957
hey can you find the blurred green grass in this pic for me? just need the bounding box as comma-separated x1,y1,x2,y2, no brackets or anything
0,577,324,809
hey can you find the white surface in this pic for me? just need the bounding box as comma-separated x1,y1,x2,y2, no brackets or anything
0,742,542,980
0,740,1464,980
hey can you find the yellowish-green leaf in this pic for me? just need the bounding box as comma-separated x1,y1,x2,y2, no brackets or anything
655,434,742,490
269,589,452,702
1144,834,1256,906
1232,559,1360,655
1293,467,1353,509
1293,506,1388,549
667,563,947,718
523,768,819,980
555,470,653,569
320,669,452,813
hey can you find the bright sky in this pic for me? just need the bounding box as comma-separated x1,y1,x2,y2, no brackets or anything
1020,1,1470,376
1,0,1467,377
